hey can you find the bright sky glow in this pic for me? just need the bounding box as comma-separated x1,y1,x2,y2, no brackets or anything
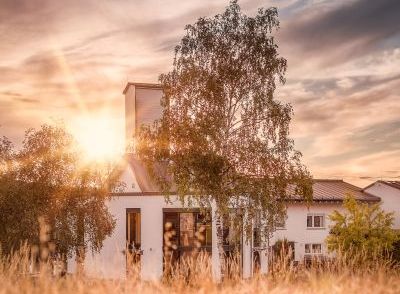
70,115,124,162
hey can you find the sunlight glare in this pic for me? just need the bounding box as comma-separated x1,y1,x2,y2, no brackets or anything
70,116,123,162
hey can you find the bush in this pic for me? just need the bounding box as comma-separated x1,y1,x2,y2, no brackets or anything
327,195,398,258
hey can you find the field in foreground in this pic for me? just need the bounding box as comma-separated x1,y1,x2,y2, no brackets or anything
1,250,400,294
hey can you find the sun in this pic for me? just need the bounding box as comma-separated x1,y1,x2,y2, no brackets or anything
70,116,124,162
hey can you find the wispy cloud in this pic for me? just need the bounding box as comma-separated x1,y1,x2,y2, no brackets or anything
0,0,399,186
279,0,400,66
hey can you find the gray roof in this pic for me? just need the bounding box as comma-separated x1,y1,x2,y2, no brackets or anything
127,156,160,192
383,181,400,190
289,179,380,202
365,180,400,191
118,156,380,202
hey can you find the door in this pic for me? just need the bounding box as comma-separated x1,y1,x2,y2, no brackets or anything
163,209,212,275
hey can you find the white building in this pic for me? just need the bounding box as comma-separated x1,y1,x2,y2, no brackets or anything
364,181,400,229
68,82,382,280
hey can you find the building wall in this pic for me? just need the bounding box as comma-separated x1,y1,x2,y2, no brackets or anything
124,85,163,151
68,195,227,280
84,196,169,280
271,202,344,261
68,195,344,279
135,87,163,130
365,183,400,229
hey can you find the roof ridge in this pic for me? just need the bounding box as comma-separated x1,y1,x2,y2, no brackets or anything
123,82,162,94
313,179,343,182
364,180,400,191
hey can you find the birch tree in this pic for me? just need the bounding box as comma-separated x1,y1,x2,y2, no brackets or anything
137,0,312,277
0,124,122,266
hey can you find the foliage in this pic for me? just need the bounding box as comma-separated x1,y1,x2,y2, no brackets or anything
389,238,400,263
0,124,123,258
137,1,312,276
137,0,311,232
327,195,398,257
137,1,312,278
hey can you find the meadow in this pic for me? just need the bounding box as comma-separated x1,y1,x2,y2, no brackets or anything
1,246,399,294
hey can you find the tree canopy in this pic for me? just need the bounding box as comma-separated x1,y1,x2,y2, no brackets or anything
137,0,312,251
0,124,123,258
327,195,398,257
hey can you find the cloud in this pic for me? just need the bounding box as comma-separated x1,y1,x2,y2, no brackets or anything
13,97,40,104
0,0,399,187
1,91,22,97
278,0,400,66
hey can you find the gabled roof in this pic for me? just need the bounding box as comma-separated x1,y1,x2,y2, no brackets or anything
113,156,380,202
364,180,400,191
127,156,160,192
289,179,380,203
123,82,162,94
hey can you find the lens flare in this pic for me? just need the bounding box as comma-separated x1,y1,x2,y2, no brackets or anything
70,115,123,162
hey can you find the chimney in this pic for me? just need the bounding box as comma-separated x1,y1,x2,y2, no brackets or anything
123,82,163,153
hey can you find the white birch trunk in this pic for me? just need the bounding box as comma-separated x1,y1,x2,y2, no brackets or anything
211,206,225,282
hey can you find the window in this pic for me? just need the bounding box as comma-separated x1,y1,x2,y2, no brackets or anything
180,213,194,247
276,215,286,229
163,210,212,252
163,210,212,270
196,213,212,246
305,243,310,254
305,243,322,254
307,214,325,228
312,244,322,254
127,209,141,249
126,209,141,273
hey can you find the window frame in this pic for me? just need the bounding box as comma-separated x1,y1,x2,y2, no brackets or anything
126,208,141,249
163,208,213,251
305,243,322,255
306,213,325,229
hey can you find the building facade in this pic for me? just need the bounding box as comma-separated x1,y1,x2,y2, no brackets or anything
364,181,400,229
68,83,384,280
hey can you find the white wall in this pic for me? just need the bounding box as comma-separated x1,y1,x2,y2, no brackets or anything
68,199,345,279
365,183,400,229
68,195,223,281
270,202,343,261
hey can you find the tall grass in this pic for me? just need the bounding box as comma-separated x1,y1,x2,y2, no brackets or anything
1,245,400,294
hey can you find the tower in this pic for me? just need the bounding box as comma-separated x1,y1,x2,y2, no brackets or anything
123,82,163,153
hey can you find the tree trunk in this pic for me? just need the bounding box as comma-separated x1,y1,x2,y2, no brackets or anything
75,213,85,275
215,210,225,282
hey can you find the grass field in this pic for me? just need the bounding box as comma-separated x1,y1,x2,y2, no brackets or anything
1,248,400,294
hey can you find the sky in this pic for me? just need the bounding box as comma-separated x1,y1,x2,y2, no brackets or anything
0,0,399,187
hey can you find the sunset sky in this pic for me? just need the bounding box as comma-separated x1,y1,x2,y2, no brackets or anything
0,0,399,187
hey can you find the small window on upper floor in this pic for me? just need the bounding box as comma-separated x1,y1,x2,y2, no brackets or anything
307,214,325,229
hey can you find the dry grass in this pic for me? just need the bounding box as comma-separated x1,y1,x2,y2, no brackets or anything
1,247,400,294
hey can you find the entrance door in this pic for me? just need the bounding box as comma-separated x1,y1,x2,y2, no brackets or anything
126,208,141,275
163,209,212,274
